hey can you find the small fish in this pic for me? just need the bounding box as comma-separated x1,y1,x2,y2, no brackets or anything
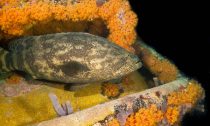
0,32,141,83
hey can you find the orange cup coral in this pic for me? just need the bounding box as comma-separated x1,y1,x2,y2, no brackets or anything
101,83,123,99
0,0,138,51
5,73,22,84
136,44,179,83
167,80,204,106
97,81,204,126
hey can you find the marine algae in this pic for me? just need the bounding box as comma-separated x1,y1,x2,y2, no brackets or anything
0,0,137,51
96,81,204,126
0,71,147,126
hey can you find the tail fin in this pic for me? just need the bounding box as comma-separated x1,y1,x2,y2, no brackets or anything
0,47,13,72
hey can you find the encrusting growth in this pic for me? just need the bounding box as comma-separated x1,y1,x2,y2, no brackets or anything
96,80,204,126
5,73,22,84
167,80,204,106
101,83,123,99
0,0,137,51
134,42,179,84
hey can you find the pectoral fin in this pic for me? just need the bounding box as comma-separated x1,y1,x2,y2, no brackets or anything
64,83,90,91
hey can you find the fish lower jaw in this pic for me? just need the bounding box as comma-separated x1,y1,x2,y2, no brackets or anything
135,62,142,70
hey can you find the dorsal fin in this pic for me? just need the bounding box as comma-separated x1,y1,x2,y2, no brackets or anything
8,36,35,52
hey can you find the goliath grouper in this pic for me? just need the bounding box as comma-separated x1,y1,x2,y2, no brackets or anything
0,32,141,84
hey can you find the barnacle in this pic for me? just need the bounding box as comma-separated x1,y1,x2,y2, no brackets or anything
0,0,138,51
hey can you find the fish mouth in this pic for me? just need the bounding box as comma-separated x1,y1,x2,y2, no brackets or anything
135,60,142,69
128,53,142,69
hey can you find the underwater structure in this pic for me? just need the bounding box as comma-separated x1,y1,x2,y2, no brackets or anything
0,0,205,126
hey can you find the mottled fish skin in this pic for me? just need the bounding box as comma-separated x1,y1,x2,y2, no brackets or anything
0,47,10,72
1,32,142,83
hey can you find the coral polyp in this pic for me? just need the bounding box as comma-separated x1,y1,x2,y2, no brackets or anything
95,80,204,126
167,80,204,106
125,104,164,126
0,0,137,51
0,0,206,126
101,83,123,99
133,41,179,83
5,73,22,84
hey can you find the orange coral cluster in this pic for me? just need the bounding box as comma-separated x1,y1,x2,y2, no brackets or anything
105,105,179,126
101,83,122,99
5,73,22,84
125,105,179,126
126,104,164,126
106,118,120,126
165,106,179,125
167,80,204,106
101,81,204,126
0,0,138,51
139,47,179,83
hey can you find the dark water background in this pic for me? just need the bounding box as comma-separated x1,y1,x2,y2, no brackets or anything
130,0,209,125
